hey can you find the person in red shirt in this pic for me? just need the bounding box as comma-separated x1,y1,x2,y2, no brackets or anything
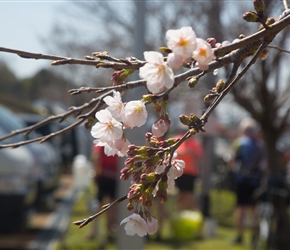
175,134,203,211
86,145,119,243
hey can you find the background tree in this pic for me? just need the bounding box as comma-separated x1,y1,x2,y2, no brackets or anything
228,2,290,247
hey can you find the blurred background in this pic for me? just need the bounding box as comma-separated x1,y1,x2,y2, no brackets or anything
1,0,290,249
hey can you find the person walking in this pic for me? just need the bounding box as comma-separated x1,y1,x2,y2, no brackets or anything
231,118,265,244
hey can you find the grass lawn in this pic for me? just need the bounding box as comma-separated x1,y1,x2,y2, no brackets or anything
56,188,253,250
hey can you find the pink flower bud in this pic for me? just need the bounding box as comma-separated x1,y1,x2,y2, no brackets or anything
152,119,169,137
147,217,158,235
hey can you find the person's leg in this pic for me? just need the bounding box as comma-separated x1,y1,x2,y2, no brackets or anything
234,205,245,243
233,182,246,243
176,174,196,210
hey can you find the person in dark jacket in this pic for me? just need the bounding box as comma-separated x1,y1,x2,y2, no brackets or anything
231,118,265,244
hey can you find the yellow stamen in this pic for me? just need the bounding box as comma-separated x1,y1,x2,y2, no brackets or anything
134,105,143,114
177,38,189,47
198,48,207,57
106,122,114,131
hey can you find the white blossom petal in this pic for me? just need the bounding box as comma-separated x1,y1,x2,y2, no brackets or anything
122,100,148,128
120,213,148,237
166,26,197,60
104,91,124,122
192,38,214,70
91,109,123,142
139,51,174,94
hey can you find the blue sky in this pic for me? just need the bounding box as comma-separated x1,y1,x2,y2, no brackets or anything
0,1,63,78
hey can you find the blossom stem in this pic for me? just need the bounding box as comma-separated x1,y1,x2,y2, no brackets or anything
73,195,127,228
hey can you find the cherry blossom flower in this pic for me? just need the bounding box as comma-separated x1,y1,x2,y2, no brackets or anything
103,90,124,122
166,26,197,62
172,159,185,178
147,217,158,235
91,109,123,143
192,38,215,70
139,51,174,94
93,137,130,157
120,213,148,237
122,100,148,128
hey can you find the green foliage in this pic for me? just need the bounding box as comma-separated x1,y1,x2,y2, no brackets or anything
0,62,22,97
22,69,71,102
0,62,74,110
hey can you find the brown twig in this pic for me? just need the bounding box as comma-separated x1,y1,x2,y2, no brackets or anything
268,45,290,54
201,39,270,123
0,47,145,70
73,195,127,228
0,91,114,148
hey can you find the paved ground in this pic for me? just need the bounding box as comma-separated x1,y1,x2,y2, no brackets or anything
0,174,74,250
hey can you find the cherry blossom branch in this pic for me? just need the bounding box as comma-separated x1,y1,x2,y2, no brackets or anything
74,195,127,228
69,79,146,95
0,91,113,148
0,11,287,148
201,40,268,124
0,46,145,70
0,9,289,73
214,9,290,58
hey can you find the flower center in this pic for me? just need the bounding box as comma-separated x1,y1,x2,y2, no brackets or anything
157,64,165,74
106,122,114,131
198,48,207,57
116,103,123,111
134,105,144,114
177,37,189,47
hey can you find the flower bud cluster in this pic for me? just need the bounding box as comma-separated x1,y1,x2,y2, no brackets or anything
119,146,185,237
120,132,185,223
146,132,178,148
179,113,203,132
203,79,225,108
243,0,265,24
